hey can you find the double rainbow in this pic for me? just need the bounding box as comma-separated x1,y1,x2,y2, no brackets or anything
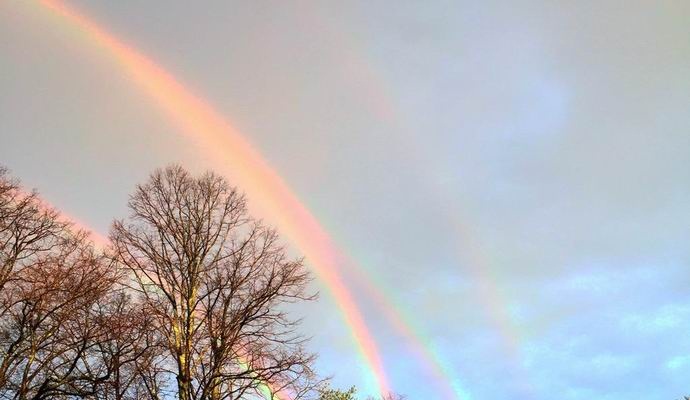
31,1,475,398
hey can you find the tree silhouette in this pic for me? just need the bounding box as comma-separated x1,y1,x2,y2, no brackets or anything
110,165,320,400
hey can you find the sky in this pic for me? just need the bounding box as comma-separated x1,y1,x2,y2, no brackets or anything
1,1,689,399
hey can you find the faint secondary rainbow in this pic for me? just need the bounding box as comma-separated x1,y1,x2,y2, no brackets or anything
35,0,390,396
339,53,537,395
330,54,536,395
294,3,535,396
292,5,478,398
323,30,536,396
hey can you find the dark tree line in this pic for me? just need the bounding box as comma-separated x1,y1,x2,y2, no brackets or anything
0,166,322,400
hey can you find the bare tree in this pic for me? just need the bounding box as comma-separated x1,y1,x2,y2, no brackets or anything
0,168,67,294
0,166,325,400
0,168,122,399
91,290,167,400
110,165,320,400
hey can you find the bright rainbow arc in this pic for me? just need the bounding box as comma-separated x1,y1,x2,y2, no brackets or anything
33,1,485,398
20,0,544,392
343,256,472,400
36,0,390,397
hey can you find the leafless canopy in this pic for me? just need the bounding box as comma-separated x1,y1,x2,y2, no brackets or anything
0,166,323,400
110,165,320,400
0,167,123,399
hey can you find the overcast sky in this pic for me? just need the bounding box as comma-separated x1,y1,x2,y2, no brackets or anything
1,1,689,399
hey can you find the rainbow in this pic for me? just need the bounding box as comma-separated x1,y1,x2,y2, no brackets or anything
18,191,110,248
60,212,109,248
35,0,390,396
235,358,287,400
345,258,472,400
28,1,482,398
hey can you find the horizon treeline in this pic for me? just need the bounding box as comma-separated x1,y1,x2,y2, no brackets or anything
0,165,323,400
